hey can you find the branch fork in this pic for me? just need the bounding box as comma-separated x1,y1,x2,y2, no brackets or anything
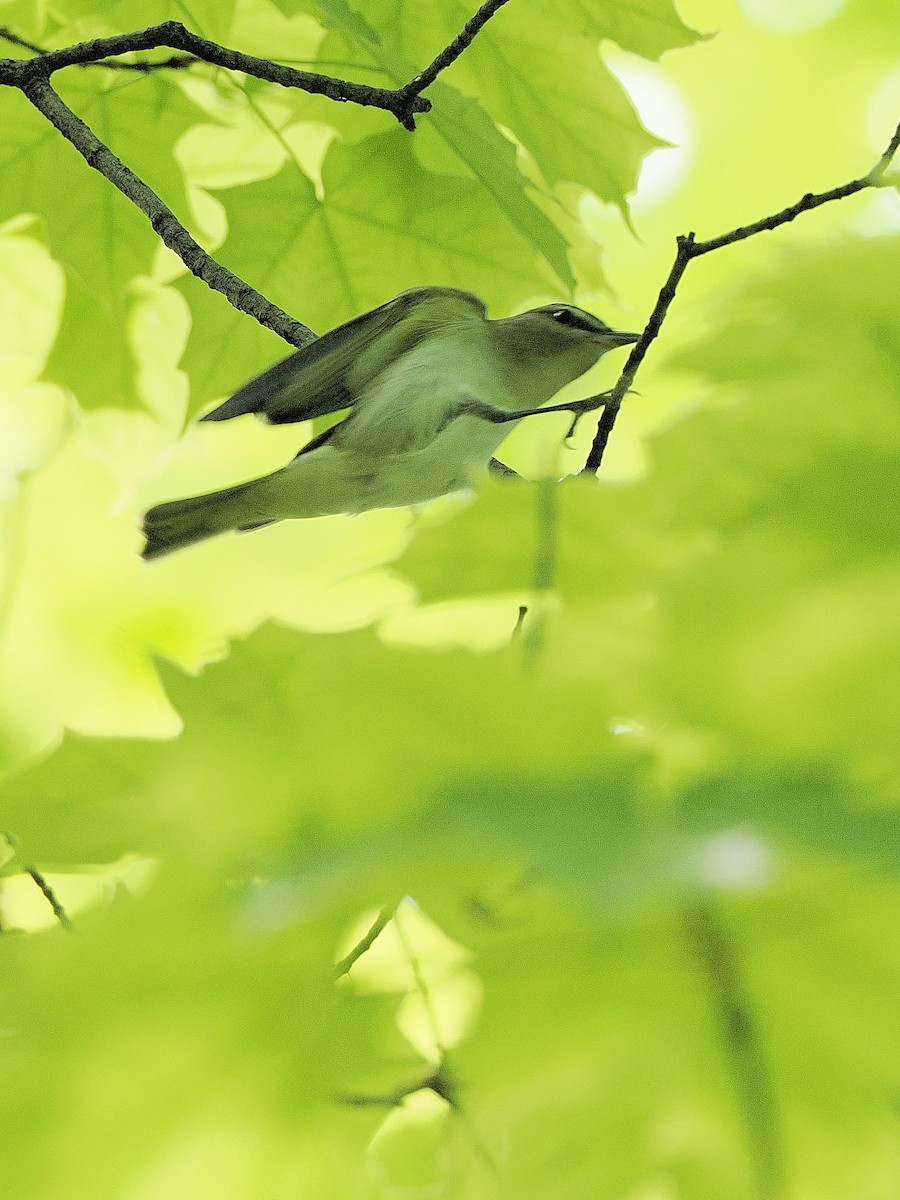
582,117,900,473
0,1,512,342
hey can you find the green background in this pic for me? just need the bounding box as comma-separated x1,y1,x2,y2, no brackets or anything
0,0,898,1195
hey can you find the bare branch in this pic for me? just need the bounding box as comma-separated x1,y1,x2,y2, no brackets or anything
690,178,871,257
20,74,315,348
397,0,511,105
0,21,430,126
0,27,194,70
582,237,694,473
583,114,900,474
0,4,514,352
89,54,197,73
872,118,900,178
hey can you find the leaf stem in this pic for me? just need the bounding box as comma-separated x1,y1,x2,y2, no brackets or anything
333,905,393,979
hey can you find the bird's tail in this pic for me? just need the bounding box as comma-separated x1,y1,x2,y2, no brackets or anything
142,480,271,560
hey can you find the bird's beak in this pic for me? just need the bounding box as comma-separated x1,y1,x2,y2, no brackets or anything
606,330,640,345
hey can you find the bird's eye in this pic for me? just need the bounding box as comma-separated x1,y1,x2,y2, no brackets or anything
550,308,580,327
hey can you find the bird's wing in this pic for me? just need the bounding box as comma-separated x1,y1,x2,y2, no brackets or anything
200,287,487,426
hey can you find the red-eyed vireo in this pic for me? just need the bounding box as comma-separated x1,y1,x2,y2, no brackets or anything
142,287,638,559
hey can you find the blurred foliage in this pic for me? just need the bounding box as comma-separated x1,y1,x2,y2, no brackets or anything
1,0,899,1197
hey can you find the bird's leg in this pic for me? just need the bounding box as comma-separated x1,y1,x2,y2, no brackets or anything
446,391,614,427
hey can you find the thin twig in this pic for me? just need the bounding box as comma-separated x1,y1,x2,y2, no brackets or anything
394,903,447,1064
683,900,783,1200
583,115,900,474
583,236,694,473
333,905,393,980
336,1061,458,1109
692,179,872,257
872,121,900,176
0,21,430,126
397,0,511,105
26,867,73,932
0,26,45,54
20,74,315,348
0,28,194,70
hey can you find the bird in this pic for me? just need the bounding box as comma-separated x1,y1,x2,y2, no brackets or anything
141,287,639,559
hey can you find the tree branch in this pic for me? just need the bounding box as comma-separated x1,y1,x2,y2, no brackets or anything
582,115,900,474
396,0,511,107
26,867,73,932
0,21,431,126
0,7,511,352
0,27,195,71
683,901,783,1200
20,74,316,348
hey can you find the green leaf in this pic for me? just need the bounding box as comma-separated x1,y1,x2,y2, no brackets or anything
0,409,413,777
49,0,237,40
312,0,690,205
0,860,392,1198
0,0,45,38
2,623,899,1196
418,82,576,286
309,0,381,45
559,0,701,60
449,874,900,1200
395,0,665,206
276,0,577,283
0,73,206,410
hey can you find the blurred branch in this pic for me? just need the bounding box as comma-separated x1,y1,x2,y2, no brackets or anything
0,26,40,53
336,1060,459,1109
333,905,393,980
26,867,73,932
334,903,460,1112
520,478,558,665
683,900,783,1200
582,113,900,474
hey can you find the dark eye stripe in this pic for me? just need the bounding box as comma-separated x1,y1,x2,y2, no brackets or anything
550,307,609,333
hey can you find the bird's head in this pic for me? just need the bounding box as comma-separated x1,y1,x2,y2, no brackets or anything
522,303,639,352
492,303,639,392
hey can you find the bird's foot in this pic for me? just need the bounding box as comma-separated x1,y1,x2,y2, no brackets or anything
447,390,615,427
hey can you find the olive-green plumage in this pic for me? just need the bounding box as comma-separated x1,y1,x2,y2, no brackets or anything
142,287,637,559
